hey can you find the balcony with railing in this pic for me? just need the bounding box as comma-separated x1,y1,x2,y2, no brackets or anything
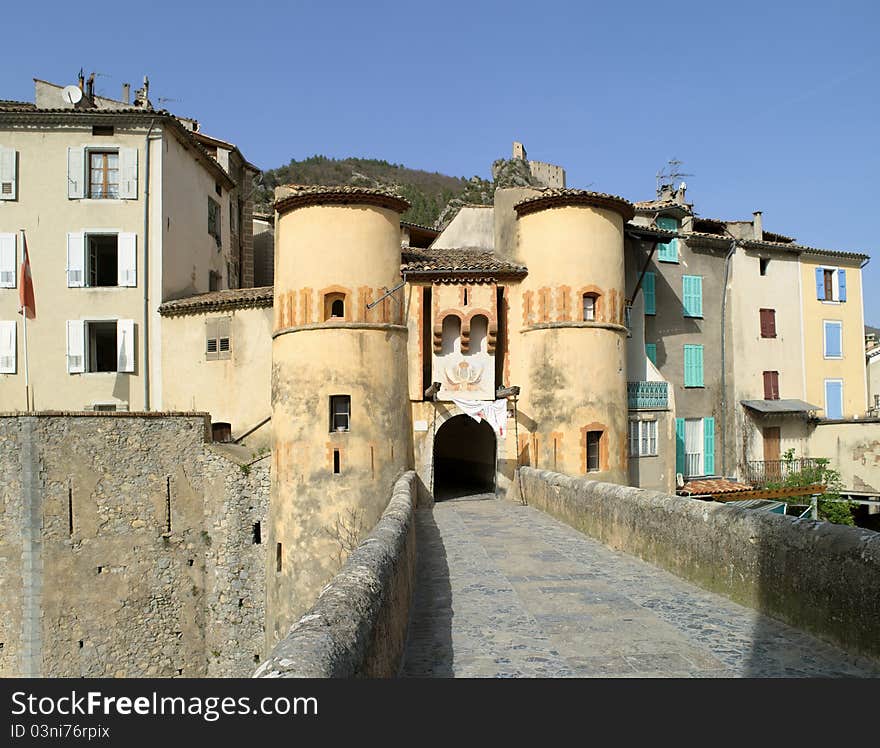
742,458,826,488
627,381,668,410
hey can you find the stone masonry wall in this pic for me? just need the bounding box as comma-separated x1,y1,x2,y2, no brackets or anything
0,413,269,678
512,467,880,662
255,471,418,678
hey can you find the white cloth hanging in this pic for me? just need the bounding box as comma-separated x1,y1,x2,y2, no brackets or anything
449,396,508,438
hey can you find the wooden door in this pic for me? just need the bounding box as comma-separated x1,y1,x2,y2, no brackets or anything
763,427,781,480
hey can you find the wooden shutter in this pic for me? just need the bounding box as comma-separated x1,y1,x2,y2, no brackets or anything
0,320,16,373
0,146,16,200
206,318,219,360
763,371,779,400
645,343,657,365
815,268,824,300
119,147,138,199
675,418,685,474
656,216,679,262
0,233,16,288
839,269,847,302
760,308,776,338
67,147,85,199
643,272,656,315
825,380,843,419
116,319,135,373
703,417,715,475
66,320,85,373
683,276,703,317
117,233,137,286
684,345,704,387
66,232,85,287
217,317,231,359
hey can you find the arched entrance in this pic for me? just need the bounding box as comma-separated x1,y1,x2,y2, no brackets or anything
433,414,496,500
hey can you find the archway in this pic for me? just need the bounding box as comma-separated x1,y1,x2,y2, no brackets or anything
433,414,496,500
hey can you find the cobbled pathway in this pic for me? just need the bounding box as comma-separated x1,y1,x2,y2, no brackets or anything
401,494,880,678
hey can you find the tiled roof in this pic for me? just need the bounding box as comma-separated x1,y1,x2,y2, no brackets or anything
274,185,410,215
680,478,753,496
626,222,676,240
741,238,869,262
634,199,691,215
514,188,635,220
401,247,527,277
0,100,36,110
158,286,273,316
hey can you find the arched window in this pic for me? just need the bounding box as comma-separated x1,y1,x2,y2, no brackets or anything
440,314,462,356
582,293,599,321
324,292,345,321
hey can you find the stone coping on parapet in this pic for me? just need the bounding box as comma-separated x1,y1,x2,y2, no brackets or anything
514,188,636,221
273,185,411,216
0,410,210,418
159,286,274,316
519,321,629,335
272,321,408,339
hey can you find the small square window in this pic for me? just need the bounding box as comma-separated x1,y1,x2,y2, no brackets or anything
330,395,351,432
206,317,231,360
759,257,770,276
92,125,114,137
582,294,596,321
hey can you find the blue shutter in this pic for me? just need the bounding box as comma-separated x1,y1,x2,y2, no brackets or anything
683,276,703,317
695,345,704,386
675,418,685,474
815,267,825,300
645,343,657,365
824,322,842,358
684,344,704,387
838,269,847,302
656,216,679,262
825,380,843,419
703,417,715,475
643,272,656,315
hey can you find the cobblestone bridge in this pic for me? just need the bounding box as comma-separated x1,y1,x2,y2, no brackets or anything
401,494,880,678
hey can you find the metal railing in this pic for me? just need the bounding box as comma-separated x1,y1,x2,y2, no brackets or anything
742,458,826,487
627,381,668,409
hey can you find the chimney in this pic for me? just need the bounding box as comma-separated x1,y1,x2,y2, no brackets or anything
86,73,95,101
78,70,85,91
753,211,763,241
122,83,130,105
676,181,687,205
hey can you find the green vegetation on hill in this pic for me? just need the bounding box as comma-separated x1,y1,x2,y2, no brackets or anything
253,155,494,228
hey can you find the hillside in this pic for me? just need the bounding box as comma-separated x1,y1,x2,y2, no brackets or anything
253,155,496,228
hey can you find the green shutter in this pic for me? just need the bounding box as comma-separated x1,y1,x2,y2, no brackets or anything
645,343,657,365
643,272,656,315
675,418,685,474
656,216,679,262
703,417,715,475
684,344,704,387
683,275,703,317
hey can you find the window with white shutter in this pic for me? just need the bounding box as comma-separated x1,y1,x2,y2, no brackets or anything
0,146,17,200
66,320,85,373
0,233,16,288
116,319,135,373
117,233,137,286
67,233,85,287
0,320,16,373
67,147,85,199
118,148,138,200
206,317,231,360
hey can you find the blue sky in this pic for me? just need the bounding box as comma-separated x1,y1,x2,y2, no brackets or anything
4,0,879,322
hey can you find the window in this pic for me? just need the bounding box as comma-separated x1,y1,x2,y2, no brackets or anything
629,419,657,457
0,233,16,287
763,371,780,400
815,267,847,302
645,343,657,365
92,125,114,137
582,293,597,321
66,319,135,374
209,270,221,292
0,320,16,373
683,344,704,387
208,198,221,245
206,317,231,360
682,275,703,317
89,151,119,198
0,145,17,200
656,216,679,262
823,320,842,359
324,292,346,320
759,257,770,276
759,308,776,338
215,182,222,197
824,379,843,419
675,417,715,477
586,431,602,472
330,395,351,432
642,272,656,315
66,232,136,287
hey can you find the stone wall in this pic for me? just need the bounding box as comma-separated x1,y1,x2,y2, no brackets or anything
255,471,418,678
512,467,880,662
0,413,269,678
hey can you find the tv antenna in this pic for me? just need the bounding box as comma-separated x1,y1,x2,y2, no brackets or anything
157,97,181,107
655,158,693,195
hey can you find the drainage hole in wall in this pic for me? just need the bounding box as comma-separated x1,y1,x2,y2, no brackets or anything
187,559,194,567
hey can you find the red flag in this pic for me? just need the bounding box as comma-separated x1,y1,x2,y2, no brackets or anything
18,231,35,320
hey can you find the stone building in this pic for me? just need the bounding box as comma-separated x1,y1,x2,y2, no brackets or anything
0,75,258,413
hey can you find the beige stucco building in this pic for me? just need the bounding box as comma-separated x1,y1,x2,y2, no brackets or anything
0,77,257,413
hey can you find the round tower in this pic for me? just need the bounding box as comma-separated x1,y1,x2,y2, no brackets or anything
266,186,412,645
508,189,634,484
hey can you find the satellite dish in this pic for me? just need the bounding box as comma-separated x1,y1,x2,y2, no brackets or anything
61,85,83,105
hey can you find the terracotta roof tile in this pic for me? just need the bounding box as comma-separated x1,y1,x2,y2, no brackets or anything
274,185,410,215
680,478,753,495
159,286,273,316
401,248,527,278
514,188,635,220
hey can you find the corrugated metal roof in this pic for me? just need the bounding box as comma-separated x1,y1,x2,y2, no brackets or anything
741,399,820,414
